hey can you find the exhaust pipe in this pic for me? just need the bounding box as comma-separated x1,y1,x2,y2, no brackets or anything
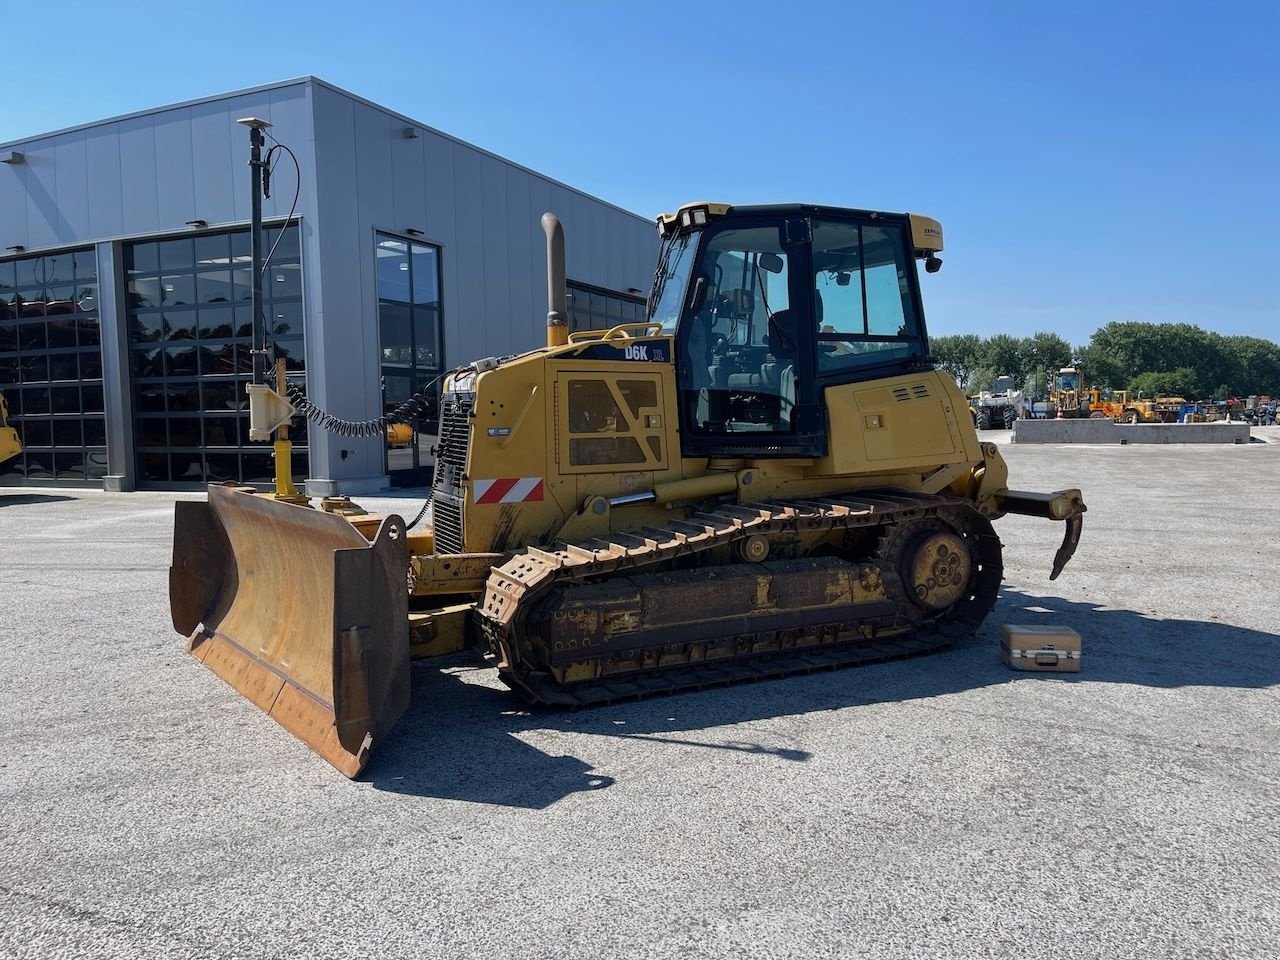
542,212,568,348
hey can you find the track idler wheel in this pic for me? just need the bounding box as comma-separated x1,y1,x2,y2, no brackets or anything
898,525,972,613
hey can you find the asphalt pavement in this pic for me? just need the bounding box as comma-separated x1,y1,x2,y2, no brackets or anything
2,435,1278,959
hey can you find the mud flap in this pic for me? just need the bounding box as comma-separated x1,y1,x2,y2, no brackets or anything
170,485,410,777
995,488,1087,581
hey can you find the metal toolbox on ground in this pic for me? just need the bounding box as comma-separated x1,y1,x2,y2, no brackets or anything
1001,624,1082,673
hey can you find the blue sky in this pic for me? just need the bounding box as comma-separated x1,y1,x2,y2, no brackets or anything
4,1,1277,343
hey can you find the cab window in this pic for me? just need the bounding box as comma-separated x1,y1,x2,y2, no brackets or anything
812,220,920,374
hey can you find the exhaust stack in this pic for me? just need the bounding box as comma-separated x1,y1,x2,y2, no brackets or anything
542,212,568,348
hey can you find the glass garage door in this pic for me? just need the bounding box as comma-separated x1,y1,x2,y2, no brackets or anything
124,225,307,486
0,248,107,485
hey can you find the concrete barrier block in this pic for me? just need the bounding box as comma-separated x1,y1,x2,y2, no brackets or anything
1012,418,1250,444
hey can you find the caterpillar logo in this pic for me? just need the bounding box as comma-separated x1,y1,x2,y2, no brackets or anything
625,345,649,360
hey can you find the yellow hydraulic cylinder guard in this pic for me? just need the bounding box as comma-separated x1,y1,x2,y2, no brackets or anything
170,485,411,777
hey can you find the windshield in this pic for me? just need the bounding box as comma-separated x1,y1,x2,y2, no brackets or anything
1055,372,1080,392
648,230,699,333
991,376,1016,393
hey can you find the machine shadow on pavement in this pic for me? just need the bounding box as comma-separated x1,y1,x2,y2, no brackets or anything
366,586,1280,808
0,493,77,507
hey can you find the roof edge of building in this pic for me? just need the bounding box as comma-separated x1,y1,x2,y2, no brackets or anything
306,77,652,229
0,76,316,151
1,75,654,230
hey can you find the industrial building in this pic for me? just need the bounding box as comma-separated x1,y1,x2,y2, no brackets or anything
0,77,656,492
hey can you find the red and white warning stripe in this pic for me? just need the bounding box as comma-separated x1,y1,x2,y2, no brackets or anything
473,477,545,505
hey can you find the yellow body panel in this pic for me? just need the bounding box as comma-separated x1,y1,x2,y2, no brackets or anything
444,338,1003,556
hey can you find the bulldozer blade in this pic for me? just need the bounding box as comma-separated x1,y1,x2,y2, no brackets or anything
170,485,410,777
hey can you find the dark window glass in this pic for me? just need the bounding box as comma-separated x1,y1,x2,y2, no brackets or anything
270,302,301,337
275,338,305,372
73,249,97,282
241,453,273,483
25,451,53,479
269,263,302,298
194,234,231,269
159,238,193,272
200,307,235,339
54,452,85,480
206,453,239,482
197,271,234,304
123,225,305,485
164,311,197,341
84,420,106,445
22,355,49,384
51,386,81,414
22,419,52,446
166,346,197,377
0,261,15,290
53,419,82,446
141,453,168,481
161,275,196,307
566,281,646,335
128,278,161,309
138,418,167,447
265,225,301,262
131,312,165,342
23,387,49,415
128,243,159,275
82,385,104,414
376,234,443,483
48,355,78,381
19,322,47,351
86,449,107,480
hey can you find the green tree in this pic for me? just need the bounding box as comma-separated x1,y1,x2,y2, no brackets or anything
1128,368,1200,399
1220,335,1280,395
930,334,984,390
1021,330,1074,398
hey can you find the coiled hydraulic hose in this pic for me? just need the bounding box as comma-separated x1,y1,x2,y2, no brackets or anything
283,374,449,529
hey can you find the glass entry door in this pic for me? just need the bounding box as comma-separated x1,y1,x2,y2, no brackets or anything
376,234,442,487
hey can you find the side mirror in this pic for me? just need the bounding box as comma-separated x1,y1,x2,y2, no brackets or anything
758,252,784,274
925,256,943,274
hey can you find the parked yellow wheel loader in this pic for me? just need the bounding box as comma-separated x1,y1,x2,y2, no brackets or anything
170,202,1086,777
0,392,21,466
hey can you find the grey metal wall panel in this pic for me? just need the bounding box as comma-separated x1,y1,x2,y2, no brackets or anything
152,113,197,227
53,137,91,239
84,127,125,239
0,164,27,248
116,116,161,236
23,137,63,250
189,102,237,224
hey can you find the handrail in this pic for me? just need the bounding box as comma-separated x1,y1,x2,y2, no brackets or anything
567,322,665,343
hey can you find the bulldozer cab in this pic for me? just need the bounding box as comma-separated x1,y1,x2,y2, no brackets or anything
652,205,933,459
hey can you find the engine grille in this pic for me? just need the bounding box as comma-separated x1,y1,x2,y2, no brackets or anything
430,391,473,554
431,494,465,554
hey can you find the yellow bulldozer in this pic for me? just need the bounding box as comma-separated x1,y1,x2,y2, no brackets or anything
171,202,1086,777
0,392,21,466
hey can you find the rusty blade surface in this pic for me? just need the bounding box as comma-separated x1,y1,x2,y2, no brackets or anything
170,485,411,777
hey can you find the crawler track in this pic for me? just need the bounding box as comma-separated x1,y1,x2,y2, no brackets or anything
476,491,1003,705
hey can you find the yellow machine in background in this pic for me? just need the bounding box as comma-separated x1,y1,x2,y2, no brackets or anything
171,202,1086,777
0,392,21,465
1087,389,1150,424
